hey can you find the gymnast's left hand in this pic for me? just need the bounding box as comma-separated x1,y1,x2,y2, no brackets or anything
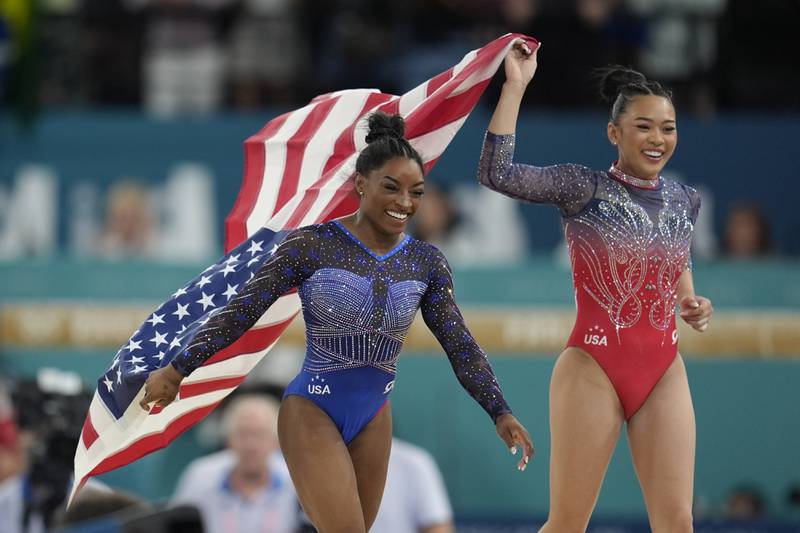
679,295,713,332
495,413,534,471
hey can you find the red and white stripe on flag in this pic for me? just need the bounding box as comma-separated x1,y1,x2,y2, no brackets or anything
71,33,537,505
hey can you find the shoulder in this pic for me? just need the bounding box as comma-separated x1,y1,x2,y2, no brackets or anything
681,183,701,206
410,239,451,273
277,224,328,251
287,223,327,241
668,179,702,209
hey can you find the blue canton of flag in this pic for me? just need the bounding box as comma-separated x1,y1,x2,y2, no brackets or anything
97,228,286,419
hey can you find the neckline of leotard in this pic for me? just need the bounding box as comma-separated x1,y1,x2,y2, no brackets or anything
332,220,411,262
608,163,663,190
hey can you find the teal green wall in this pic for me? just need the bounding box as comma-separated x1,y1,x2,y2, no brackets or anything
2,350,798,519
1,259,798,518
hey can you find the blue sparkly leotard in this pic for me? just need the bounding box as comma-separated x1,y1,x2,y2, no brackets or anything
172,220,511,443
478,132,701,419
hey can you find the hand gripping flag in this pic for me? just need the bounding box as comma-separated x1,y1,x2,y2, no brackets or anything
70,33,537,504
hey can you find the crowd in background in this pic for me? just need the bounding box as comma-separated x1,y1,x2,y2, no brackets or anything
2,376,799,532
0,0,795,264
0,0,798,119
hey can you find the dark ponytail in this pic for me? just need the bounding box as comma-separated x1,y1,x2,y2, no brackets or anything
595,66,672,124
355,112,424,176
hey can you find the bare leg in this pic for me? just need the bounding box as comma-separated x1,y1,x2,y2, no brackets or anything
348,402,393,530
278,395,369,532
627,355,695,533
540,348,625,533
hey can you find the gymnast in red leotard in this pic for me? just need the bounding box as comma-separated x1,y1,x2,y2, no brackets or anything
479,41,713,532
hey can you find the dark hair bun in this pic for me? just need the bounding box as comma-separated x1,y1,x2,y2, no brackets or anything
596,66,648,103
365,112,406,144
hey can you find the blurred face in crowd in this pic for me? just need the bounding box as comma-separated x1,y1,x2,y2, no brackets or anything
411,185,455,243
226,399,279,478
608,95,677,180
356,156,425,239
724,205,769,257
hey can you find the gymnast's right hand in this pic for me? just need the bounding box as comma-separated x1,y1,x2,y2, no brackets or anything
495,413,534,472
139,364,184,411
504,38,539,89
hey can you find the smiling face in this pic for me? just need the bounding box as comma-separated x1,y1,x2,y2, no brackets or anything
355,156,425,238
608,95,677,180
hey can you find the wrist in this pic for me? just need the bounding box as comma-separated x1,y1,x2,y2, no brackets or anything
168,361,188,380
502,80,528,96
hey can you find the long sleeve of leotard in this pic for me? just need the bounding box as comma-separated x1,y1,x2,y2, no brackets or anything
477,131,597,216
420,249,511,423
171,228,319,377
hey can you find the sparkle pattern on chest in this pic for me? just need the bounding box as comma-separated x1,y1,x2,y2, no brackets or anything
301,268,426,374
568,178,694,335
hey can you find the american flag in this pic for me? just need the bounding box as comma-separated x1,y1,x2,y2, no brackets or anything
70,33,536,503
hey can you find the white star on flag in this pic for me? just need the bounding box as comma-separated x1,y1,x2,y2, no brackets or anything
146,313,165,327
223,284,239,300
173,302,190,320
172,287,188,298
150,331,168,347
197,275,213,288
196,292,216,311
220,263,237,277
103,377,114,392
247,240,263,256
125,339,142,352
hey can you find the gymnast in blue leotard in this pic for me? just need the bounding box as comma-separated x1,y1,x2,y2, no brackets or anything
142,112,533,532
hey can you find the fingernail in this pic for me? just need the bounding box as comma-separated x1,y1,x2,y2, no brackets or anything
524,456,529,464
692,302,699,308
510,446,517,455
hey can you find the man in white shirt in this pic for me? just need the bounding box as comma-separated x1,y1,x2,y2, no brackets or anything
370,438,454,533
171,395,300,533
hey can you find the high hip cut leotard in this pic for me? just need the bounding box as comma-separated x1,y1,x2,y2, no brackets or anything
172,221,511,442
478,132,701,419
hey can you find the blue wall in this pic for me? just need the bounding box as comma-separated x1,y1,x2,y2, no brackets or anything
2,110,799,253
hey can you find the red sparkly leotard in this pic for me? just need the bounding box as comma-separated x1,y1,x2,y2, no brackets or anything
478,132,701,419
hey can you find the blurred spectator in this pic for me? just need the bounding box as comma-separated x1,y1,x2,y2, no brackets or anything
787,483,800,517
96,180,157,259
501,0,644,108
627,0,727,115
133,0,239,117
301,0,405,96
725,485,766,521
0,382,33,533
227,0,306,108
410,184,528,265
722,202,772,259
79,0,144,106
716,0,800,110
171,394,300,533
409,184,462,248
9,372,91,531
370,438,454,533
